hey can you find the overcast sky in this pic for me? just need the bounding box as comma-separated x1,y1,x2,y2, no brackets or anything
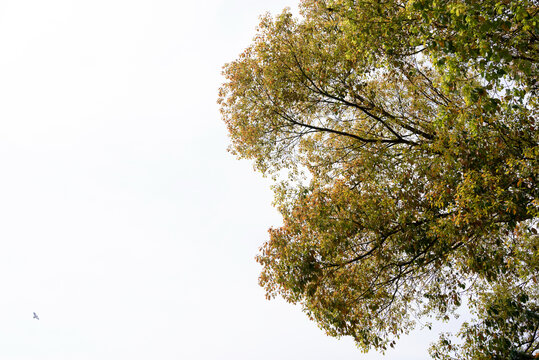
0,1,461,359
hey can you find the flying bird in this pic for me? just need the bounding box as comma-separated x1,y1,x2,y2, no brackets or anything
33,312,39,320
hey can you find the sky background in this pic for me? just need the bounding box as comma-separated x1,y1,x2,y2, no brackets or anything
0,1,462,359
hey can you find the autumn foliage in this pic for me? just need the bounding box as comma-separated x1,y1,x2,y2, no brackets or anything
219,1,538,358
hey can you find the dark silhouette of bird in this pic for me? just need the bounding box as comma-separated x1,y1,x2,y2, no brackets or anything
33,312,39,320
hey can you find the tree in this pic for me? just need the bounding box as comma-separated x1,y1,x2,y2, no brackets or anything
218,0,538,358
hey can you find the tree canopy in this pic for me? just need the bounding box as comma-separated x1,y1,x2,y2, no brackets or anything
218,0,538,358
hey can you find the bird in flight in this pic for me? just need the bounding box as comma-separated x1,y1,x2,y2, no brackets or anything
33,312,39,320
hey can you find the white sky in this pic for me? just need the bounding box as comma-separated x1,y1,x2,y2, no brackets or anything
0,1,461,359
